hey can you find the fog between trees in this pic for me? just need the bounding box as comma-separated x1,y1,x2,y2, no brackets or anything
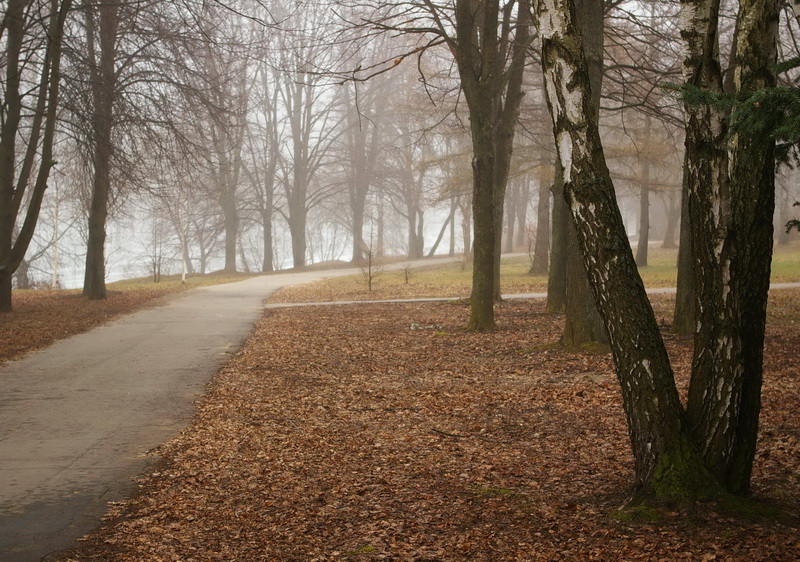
3,0,798,297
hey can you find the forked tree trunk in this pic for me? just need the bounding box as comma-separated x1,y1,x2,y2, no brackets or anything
455,0,530,331
537,0,716,501
539,0,776,502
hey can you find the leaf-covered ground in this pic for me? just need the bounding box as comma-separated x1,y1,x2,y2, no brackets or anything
61,291,800,561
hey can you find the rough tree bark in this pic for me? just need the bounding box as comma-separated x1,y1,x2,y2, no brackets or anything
537,0,718,501
684,0,779,495
454,0,531,331
537,0,779,501
82,0,120,299
560,0,607,347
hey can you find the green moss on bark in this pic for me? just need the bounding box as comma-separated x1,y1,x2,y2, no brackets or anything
636,443,722,506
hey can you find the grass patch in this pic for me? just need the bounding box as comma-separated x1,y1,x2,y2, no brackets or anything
611,506,664,522
343,545,378,556
109,270,256,293
269,241,800,305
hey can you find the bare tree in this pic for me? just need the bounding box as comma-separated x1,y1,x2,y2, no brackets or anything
241,58,284,272
275,4,344,268
0,0,74,311
340,75,388,262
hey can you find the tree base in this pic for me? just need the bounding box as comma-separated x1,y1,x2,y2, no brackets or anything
632,444,722,507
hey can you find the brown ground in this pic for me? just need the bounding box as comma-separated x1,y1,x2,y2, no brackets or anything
56,290,799,561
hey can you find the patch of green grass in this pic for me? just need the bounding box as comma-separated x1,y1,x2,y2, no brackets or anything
108,270,257,293
269,240,799,304
343,545,378,556
771,240,800,283
611,505,664,522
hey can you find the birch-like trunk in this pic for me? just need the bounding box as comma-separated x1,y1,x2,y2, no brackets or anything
685,0,779,494
536,0,715,500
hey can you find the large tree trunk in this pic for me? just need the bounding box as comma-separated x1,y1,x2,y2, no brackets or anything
560,0,607,345
468,151,497,330
83,0,120,300
546,161,567,311
673,161,695,335
537,0,717,502
530,182,550,275
456,0,530,331
685,0,778,495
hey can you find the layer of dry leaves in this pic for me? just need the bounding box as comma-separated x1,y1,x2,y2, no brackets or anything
61,291,800,561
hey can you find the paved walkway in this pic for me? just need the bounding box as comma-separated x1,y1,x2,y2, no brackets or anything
0,267,373,561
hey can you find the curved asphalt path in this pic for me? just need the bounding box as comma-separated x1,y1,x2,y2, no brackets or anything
0,265,387,561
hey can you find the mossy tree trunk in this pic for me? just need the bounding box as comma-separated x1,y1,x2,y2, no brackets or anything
537,0,717,502
537,0,779,501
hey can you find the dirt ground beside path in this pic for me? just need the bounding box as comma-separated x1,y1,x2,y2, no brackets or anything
62,293,800,561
